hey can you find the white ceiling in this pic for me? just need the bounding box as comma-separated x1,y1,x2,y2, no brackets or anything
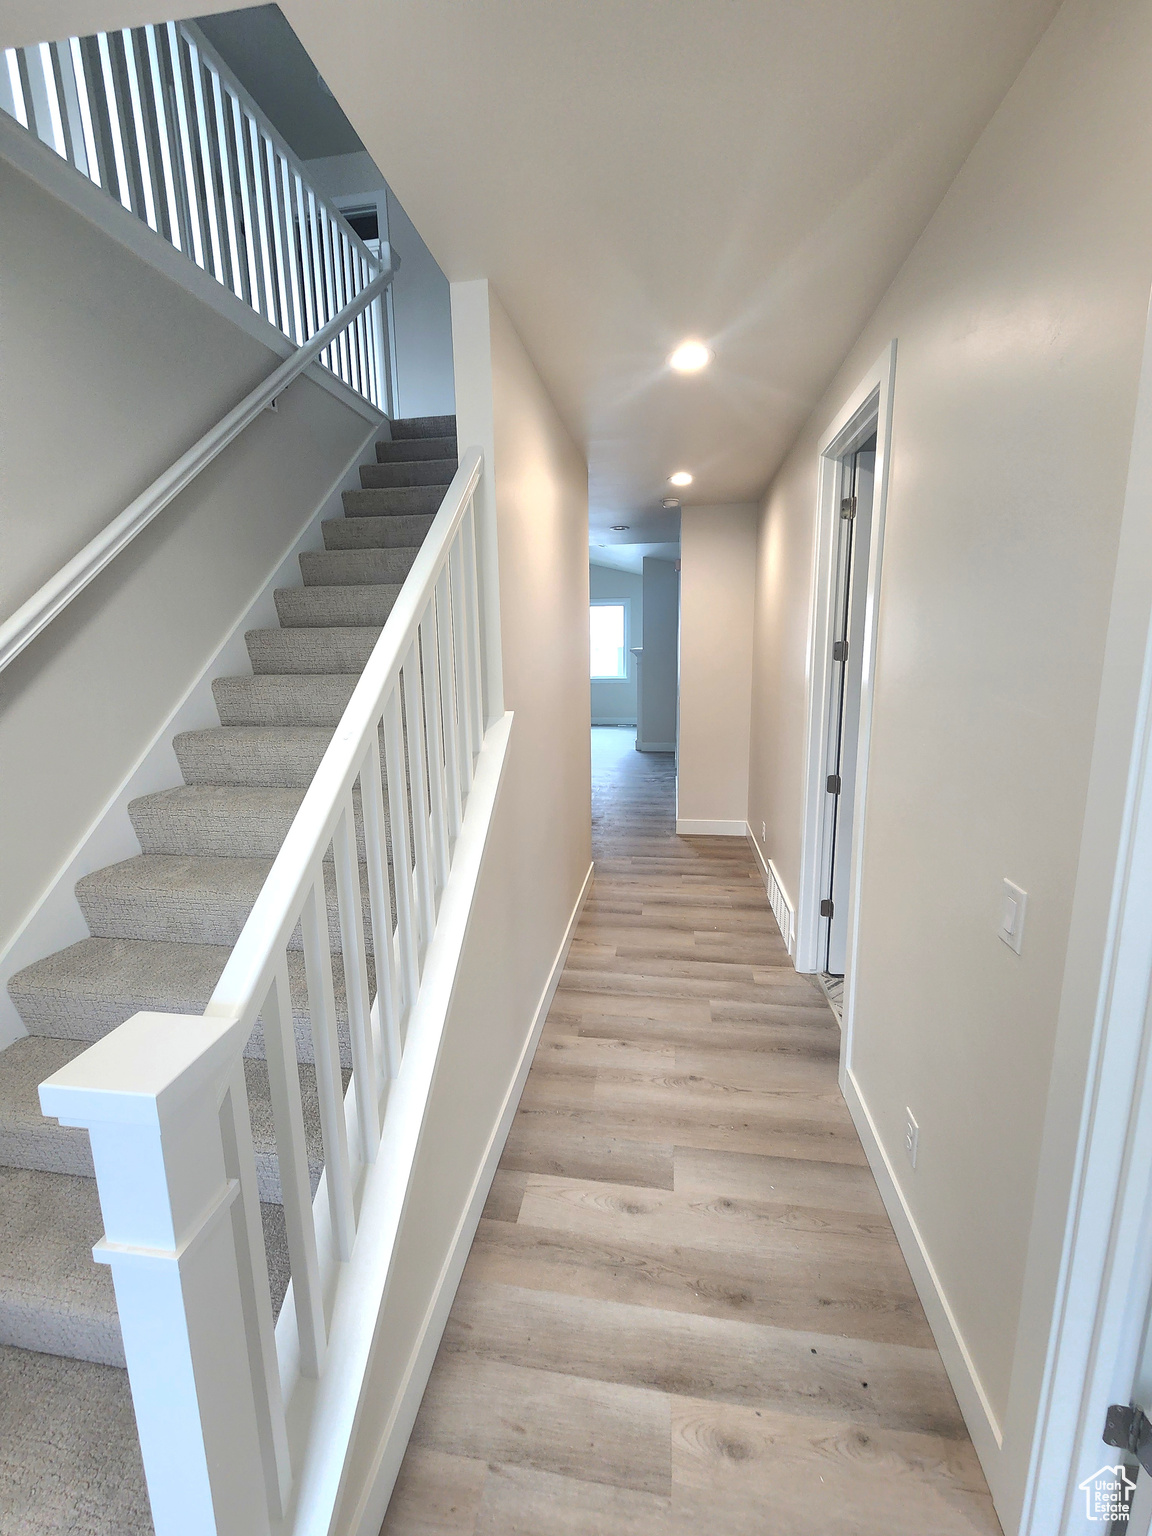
4,1,1063,541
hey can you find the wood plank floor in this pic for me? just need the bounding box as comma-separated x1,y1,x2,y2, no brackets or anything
380,728,1002,1536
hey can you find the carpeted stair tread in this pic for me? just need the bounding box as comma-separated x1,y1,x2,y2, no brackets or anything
129,784,373,861
75,854,375,954
342,485,444,518
0,1170,292,1372
0,1037,90,1179
174,725,333,787
300,547,420,587
274,585,401,628
212,674,358,727
8,938,359,1066
376,433,456,462
0,1168,121,1366
358,460,456,489
0,1036,325,1203
322,513,435,550
0,1344,153,1534
389,414,457,440
247,625,380,673
130,784,306,858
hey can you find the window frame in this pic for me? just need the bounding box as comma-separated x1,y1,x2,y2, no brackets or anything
589,597,631,681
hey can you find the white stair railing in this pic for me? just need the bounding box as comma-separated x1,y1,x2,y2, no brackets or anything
40,449,506,1536
0,19,392,413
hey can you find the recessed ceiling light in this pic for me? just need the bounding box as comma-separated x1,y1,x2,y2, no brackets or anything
669,471,693,487
611,524,629,531
668,340,711,373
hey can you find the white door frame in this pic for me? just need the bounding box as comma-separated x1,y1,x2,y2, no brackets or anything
1013,294,1152,1535
795,342,897,1013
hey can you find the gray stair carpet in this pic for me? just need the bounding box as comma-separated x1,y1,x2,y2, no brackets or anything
0,416,456,1531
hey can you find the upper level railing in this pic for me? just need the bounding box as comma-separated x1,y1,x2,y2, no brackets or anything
0,18,392,412
41,447,505,1536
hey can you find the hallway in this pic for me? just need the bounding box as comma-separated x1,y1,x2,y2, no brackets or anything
381,729,1000,1535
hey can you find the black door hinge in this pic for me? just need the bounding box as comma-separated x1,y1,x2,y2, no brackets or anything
832,640,848,662
827,774,841,794
840,496,857,519
1104,1403,1152,1476
820,899,834,918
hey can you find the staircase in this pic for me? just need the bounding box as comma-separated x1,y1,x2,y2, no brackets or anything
0,416,458,1533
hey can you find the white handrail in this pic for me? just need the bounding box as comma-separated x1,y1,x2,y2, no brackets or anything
0,265,395,677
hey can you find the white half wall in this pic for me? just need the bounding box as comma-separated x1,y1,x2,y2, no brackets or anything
334,277,592,1531
745,0,1152,1525
0,149,371,968
677,504,757,830
590,562,642,724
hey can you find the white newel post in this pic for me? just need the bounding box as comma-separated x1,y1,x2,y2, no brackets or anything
39,1013,276,1536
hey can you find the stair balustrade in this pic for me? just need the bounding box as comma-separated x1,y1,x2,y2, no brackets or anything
0,19,393,412
39,447,509,1535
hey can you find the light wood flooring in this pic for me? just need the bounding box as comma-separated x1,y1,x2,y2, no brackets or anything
380,727,1002,1535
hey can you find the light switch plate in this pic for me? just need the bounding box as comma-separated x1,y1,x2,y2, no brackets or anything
999,879,1027,954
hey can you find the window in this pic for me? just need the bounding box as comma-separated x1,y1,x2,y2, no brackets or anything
590,601,628,679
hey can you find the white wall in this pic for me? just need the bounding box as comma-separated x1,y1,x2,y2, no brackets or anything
589,562,641,725
0,152,370,963
305,151,456,422
677,504,757,832
745,0,1152,1524
638,557,679,752
336,277,591,1529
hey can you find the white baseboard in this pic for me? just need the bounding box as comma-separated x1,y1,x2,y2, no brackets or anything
348,857,595,1536
636,740,676,753
0,427,380,1048
676,818,747,836
840,1064,1004,1471
746,830,797,956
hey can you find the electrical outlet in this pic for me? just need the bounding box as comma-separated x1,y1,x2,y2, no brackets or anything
904,1109,919,1170
761,821,766,842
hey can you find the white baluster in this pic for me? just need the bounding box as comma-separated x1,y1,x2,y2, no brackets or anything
402,642,436,949
261,954,326,1375
209,68,243,298
247,115,276,325
168,22,205,267
449,532,476,794
360,736,402,1080
421,603,451,890
436,564,464,840
28,41,66,158
56,40,91,179
279,154,304,344
144,27,180,247
186,37,224,283
300,877,355,1262
265,140,293,339
383,684,420,1025
120,31,158,231
462,500,486,745
2,48,29,129
332,795,380,1161
294,172,317,340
